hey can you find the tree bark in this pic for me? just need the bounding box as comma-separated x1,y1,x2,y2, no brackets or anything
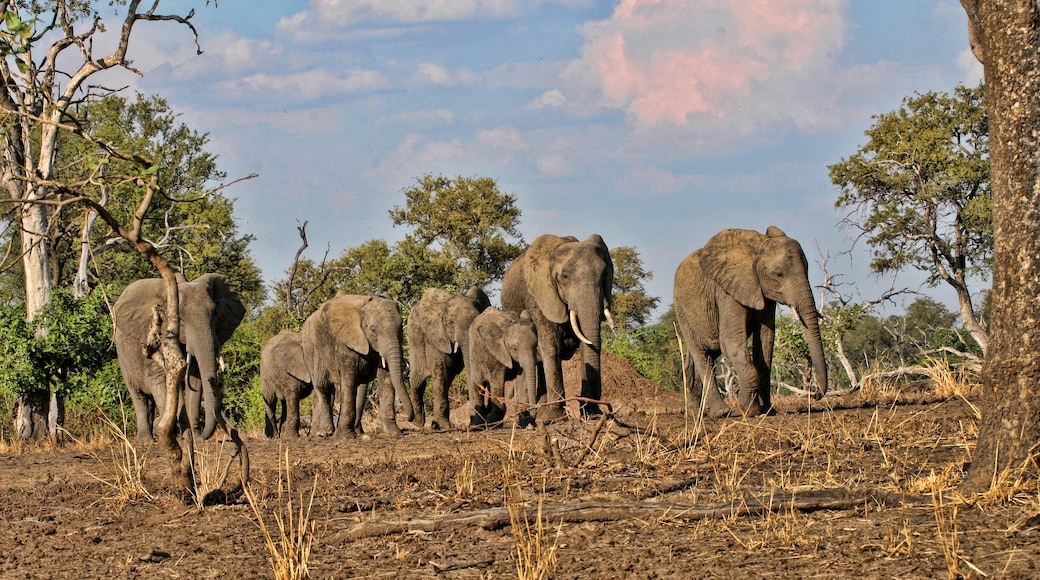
959,0,1040,492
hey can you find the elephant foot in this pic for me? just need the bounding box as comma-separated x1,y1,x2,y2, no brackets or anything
429,415,451,431
535,404,566,424
381,422,404,437
579,402,604,421
515,412,537,429
687,399,732,419
468,406,504,430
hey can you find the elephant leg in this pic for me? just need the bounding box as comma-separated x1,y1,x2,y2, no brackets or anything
484,371,507,427
263,391,278,438
311,386,336,437
285,390,301,438
721,327,765,417
689,349,730,418
578,343,602,419
468,377,489,428
430,360,452,430
376,370,402,437
750,314,776,415
127,388,154,444
536,335,566,422
409,364,428,430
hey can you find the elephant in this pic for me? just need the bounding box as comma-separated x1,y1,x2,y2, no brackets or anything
467,307,540,428
112,273,247,444
300,293,413,438
260,329,312,438
407,286,491,430
673,226,828,418
501,233,614,421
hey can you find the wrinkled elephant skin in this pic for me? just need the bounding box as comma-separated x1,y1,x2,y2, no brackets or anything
113,273,246,444
502,234,614,421
674,226,828,418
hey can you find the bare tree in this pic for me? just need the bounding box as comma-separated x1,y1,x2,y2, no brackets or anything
0,0,203,440
959,1,1040,492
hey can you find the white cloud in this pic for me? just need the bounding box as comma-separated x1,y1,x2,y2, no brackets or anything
214,68,390,101
278,0,522,42
527,89,567,110
476,126,528,151
409,62,478,86
383,109,456,126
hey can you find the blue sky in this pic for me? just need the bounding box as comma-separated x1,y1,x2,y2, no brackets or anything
112,1,981,317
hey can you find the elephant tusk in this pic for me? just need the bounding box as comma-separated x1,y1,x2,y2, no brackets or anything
452,341,458,355
570,310,595,346
218,355,226,373
604,307,615,330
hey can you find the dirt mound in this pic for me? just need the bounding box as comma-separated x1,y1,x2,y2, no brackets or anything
563,351,686,416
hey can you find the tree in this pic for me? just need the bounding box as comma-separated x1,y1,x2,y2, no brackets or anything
0,1,205,440
829,83,991,354
958,1,1040,492
389,174,525,293
609,246,659,331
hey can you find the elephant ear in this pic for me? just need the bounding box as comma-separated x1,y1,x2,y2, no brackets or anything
276,331,311,383
700,229,766,310
586,234,615,306
478,312,514,369
466,285,492,312
523,234,575,324
198,273,248,346
431,301,455,356
326,294,371,355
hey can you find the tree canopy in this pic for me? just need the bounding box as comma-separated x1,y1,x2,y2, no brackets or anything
829,83,990,353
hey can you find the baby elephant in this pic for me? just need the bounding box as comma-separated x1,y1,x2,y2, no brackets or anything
467,308,539,428
260,329,313,438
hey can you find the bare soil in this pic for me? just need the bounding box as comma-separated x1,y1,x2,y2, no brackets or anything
2,354,1039,579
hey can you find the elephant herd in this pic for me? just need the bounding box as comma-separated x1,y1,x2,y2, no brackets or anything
110,228,829,443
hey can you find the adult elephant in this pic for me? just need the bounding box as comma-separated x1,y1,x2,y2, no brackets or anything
407,286,491,430
260,329,312,438
113,273,247,444
501,234,614,421
301,293,413,438
673,226,828,418
467,307,539,428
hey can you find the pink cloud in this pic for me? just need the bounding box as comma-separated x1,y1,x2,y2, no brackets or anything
576,0,846,126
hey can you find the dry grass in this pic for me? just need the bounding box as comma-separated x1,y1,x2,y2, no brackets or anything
81,409,153,505
244,448,317,580
502,432,561,580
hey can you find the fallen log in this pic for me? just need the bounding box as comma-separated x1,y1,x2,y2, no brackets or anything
329,487,926,541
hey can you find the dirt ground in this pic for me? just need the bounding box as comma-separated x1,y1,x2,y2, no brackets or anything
2,354,1039,579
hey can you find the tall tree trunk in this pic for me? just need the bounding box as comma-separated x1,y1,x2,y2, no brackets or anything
17,200,54,441
959,0,1040,492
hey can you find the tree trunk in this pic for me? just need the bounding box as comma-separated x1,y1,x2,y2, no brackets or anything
959,0,1040,492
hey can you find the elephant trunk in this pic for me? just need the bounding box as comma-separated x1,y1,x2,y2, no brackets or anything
576,302,604,406
190,328,223,441
383,341,413,421
793,291,828,398
520,352,538,407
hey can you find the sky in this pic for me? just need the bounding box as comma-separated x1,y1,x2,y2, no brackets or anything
102,0,981,317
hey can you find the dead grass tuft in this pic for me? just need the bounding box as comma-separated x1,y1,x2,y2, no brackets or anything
244,449,317,580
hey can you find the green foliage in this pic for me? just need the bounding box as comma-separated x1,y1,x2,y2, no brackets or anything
0,93,264,306
771,314,813,391
609,246,660,330
220,316,269,431
604,306,683,391
0,287,114,396
830,83,991,284
389,173,525,295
